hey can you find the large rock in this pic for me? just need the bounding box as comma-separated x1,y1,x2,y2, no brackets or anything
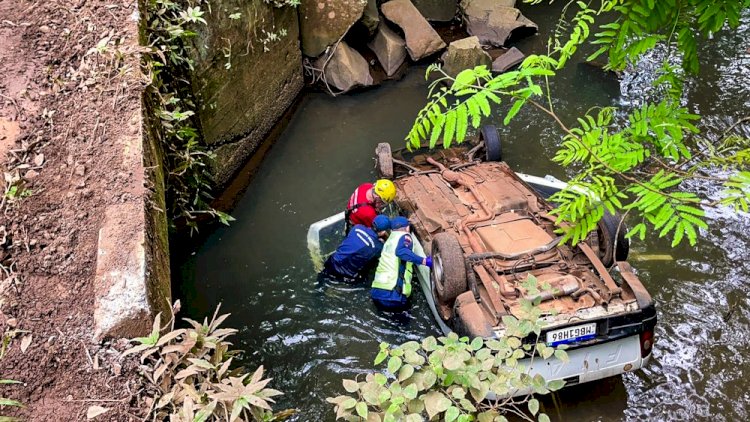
460,0,538,47
382,0,447,60
412,0,458,21
441,36,492,77
186,2,303,188
368,25,408,76
316,41,374,92
492,46,525,72
299,0,368,57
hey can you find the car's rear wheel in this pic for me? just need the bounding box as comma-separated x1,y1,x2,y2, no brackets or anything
480,125,502,162
591,212,630,267
375,142,394,179
432,232,468,306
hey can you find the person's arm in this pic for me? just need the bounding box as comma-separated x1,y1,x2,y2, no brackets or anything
355,205,377,228
395,234,427,266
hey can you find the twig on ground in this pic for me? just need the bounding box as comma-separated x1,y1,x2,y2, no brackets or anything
80,340,94,367
0,93,21,118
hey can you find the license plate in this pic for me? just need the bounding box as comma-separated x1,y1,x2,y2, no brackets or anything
546,323,597,345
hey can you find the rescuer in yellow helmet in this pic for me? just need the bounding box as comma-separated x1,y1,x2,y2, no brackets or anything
345,179,397,232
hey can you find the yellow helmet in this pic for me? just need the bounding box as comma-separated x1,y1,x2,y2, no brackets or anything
373,179,397,203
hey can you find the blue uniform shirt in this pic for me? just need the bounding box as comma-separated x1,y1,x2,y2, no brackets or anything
326,225,383,279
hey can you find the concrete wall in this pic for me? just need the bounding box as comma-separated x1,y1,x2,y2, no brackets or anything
91,98,173,341
93,2,306,339
92,0,173,340
188,2,304,189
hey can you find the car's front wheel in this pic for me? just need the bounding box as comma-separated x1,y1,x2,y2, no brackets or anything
431,232,468,308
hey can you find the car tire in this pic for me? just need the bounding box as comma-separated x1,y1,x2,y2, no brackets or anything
376,142,394,179
593,212,630,266
431,232,468,304
480,125,502,162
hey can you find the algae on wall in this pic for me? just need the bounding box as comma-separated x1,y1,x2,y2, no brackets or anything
136,0,174,327
187,1,304,188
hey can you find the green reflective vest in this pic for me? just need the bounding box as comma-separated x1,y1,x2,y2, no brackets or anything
372,231,413,297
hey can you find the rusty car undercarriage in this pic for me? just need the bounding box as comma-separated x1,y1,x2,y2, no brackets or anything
376,127,656,346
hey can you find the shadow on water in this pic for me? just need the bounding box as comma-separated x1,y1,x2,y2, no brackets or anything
173,3,750,421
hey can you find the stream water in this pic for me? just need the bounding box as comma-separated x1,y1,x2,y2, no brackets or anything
175,5,750,421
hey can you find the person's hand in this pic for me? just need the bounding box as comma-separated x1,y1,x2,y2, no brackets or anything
423,256,433,268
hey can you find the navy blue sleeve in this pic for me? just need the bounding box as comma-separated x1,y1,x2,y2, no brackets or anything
395,234,425,265
363,238,384,262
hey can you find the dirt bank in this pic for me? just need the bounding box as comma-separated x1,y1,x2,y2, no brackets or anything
0,0,152,419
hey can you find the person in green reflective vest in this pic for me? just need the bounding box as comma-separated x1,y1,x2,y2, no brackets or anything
370,216,432,311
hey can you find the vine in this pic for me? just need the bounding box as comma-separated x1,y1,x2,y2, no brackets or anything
144,0,232,233
144,0,298,233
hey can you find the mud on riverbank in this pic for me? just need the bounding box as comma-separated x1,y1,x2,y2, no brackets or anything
0,0,157,419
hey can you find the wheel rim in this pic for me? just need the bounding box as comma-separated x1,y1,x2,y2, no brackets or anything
433,254,444,286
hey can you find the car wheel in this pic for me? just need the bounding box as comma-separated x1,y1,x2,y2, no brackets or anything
431,232,468,304
376,142,394,179
480,125,502,162
592,212,630,266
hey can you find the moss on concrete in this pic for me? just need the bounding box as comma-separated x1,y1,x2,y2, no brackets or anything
187,2,304,189
141,91,173,323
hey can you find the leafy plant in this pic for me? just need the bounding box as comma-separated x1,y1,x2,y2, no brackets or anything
125,304,288,421
405,0,750,247
3,186,32,202
144,0,228,233
263,0,301,7
144,0,300,232
329,276,568,422
0,379,24,420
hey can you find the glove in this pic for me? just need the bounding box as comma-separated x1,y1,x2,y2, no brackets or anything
424,256,433,268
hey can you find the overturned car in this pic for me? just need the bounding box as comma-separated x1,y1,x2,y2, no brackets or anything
374,126,656,387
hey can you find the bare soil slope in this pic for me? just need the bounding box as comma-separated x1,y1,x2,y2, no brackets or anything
0,0,149,419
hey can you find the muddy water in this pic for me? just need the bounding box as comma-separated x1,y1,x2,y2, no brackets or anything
175,5,750,421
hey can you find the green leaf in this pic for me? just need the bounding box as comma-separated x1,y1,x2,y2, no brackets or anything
423,391,451,419
443,110,457,148
586,46,608,61
398,364,415,382
547,379,566,391
422,336,438,351
0,398,24,407
343,379,359,393
443,353,463,371
455,104,469,144
528,398,539,416
453,69,476,89
470,337,484,351
374,373,388,386
342,398,357,410
356,401,369,419
403,383,418,400
504,99,525,125
378,389,392,405
554,349,569,364
538,413,551,422
375,350,388,365
388,356,403,374
445,405,460,422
